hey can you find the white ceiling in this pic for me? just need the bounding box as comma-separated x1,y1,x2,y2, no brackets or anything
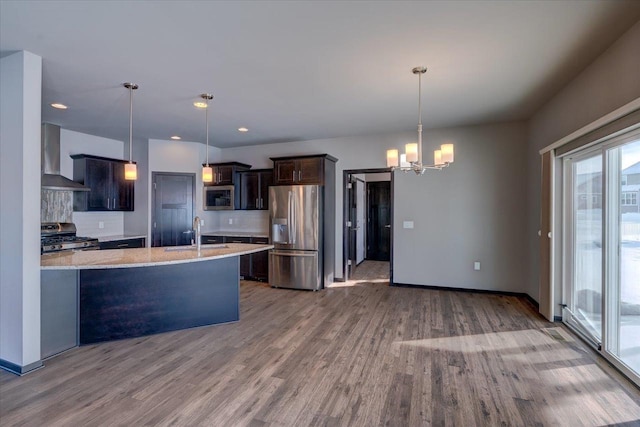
1,1,639,148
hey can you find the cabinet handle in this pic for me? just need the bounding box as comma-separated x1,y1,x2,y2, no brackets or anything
113,198,116,209
292,170,295,181
117,243,129,248
298,170,302,181
256,198,259,208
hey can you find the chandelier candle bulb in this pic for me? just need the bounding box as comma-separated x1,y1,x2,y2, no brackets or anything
406,143,418,163
434,150,442,166
441,144,454,163
386,149,399,168
202,166,213,183
400,153,410,168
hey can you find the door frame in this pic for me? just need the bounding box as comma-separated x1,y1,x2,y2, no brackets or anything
151,172,196,247
342,168,394,283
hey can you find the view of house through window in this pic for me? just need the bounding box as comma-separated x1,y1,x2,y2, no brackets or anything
563,132,640,385
608,139,640,375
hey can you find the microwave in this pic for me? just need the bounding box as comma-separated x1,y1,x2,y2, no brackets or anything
204,185,235,210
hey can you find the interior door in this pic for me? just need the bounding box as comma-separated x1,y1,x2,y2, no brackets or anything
367,181,391,261
356,179,366,264
347,176,357,278
152,172,195,247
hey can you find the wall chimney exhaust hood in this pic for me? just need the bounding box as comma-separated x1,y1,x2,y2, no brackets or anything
41,123,90,191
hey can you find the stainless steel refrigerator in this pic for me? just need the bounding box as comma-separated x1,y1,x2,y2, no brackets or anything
269,185,324,290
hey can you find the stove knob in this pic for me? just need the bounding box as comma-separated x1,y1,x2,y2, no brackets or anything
57,245,62,250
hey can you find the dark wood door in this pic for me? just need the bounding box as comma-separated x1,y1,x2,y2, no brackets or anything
225,236,251,277
367,181,391,261
259,170,273,210
273,160,297,185
111,161,134,211
152,173,195,247
251,237,270,280
85,158,111,210
297,158,324,184
240,172,259,210
215,166,234,185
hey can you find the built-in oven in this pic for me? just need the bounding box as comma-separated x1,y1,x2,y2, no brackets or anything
204,185,235,210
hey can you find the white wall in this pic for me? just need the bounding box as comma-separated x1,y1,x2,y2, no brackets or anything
59,129,125,237
526,21,640,306
220,122,528,289
147,139,221,240
0,51,42,370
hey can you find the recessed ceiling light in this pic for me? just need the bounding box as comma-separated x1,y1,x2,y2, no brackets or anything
51,103,68,110
170,135,181,140
238,127,249,132
193,101,208,109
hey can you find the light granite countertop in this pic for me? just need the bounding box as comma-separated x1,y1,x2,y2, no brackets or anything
96,234,147,242
201,230,269,238
41,243,273,270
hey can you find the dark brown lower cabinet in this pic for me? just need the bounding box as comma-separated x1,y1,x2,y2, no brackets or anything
251,237,269,281
201,234,269,281
99,237,145,250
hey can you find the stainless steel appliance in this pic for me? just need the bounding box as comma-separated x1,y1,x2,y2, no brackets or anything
41,222,99,253
269,185,323,290
41,123,90,191
203,185,235,210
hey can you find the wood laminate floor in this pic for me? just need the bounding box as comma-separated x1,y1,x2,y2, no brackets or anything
1,279,639,426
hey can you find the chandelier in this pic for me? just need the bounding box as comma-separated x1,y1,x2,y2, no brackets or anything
386,67,454,174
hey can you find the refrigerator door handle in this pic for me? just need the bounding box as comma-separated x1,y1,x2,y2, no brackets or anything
270,251,317,257
290,190,296,245
287,191,293,244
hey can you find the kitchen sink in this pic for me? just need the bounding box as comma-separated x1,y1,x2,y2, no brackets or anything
164,244,227,252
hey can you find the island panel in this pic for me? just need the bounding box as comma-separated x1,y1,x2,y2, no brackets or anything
79,257,239,344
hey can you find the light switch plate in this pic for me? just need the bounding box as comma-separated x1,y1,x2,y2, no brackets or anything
474,262,481,271
403,221,414,229
98,221,104,229
228,218,233,225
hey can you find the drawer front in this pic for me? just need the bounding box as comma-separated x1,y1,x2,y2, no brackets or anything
225,236,251,244
99,238,145,250
252,237,269,245
201,235,224,244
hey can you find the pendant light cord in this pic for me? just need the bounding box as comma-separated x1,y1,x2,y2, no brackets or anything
417,70,423,165
205,97,209,166
129,85,133,163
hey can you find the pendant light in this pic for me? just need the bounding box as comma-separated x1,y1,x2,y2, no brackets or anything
200,93,214,183
386,67,454,174
123,82,138,180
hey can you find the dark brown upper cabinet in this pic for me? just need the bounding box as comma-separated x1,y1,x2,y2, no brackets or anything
271,154,338,186
72,154,134,211
203,162,251,186
239,169,273,210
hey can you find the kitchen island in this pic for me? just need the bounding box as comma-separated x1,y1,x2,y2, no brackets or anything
40,243,273,356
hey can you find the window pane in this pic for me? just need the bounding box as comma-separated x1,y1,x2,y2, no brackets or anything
573,154,603,340
612,139,640,374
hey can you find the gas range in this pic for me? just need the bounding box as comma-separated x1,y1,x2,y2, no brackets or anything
41,223,100,253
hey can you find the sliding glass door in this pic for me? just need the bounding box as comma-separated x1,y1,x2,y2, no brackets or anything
605,139,640,377
564,151,603,343
563,131,640,385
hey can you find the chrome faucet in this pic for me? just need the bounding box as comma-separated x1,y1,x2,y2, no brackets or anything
193,216,201,251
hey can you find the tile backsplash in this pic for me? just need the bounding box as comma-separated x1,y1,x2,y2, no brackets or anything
73,212,124,237
41,190,73,222
40,189,124,237
205,210,269,233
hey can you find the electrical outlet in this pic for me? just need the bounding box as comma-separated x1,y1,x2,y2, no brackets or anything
98,221,104,229
228,218,233,225
403,221,414,229
200,219,204,226
474,262,481,271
